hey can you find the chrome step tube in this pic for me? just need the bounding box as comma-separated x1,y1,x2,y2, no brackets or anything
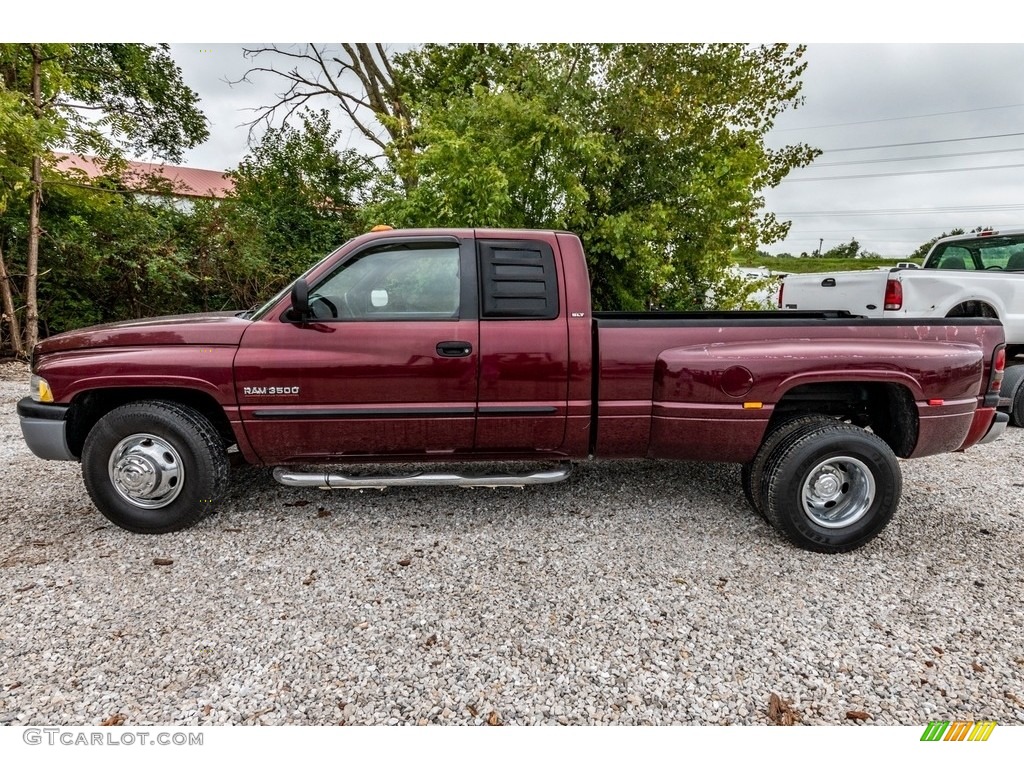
272,464,572,490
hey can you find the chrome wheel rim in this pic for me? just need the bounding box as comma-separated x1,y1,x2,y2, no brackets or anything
108,433,184,509
801,456,875,529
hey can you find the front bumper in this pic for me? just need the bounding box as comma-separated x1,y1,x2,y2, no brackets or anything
17,397,76,461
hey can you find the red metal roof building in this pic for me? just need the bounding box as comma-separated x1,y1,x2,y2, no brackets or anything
55,153,235,200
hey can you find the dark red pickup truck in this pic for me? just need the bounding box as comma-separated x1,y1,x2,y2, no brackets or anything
17,228,1008,552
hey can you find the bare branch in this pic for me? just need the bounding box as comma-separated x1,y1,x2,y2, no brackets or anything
234,45,387,146
355,44,389,112
305,47,374,112
375,43,398,83
232,43,415,188
242,45,320,63
338,44,372,97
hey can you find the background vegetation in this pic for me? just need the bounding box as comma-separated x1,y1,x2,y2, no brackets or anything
0,42,947,357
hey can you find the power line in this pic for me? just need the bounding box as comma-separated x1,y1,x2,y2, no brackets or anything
780,238,929,242
774,240,937,246
822,131,1024,153
774,226,958,233
781,162,1024,183
772,103,1024,132
776,203,1024,217
811,146,1024,168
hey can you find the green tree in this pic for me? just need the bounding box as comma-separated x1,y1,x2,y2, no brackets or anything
821,238,862,260
0,165,212,337
240,44,416,191
0,84,51,354
0,43,207,354
196,110,377,310
247,43,818,311
369,46,605,231
573,44,817,310
908,228,966,261
35,187,199,331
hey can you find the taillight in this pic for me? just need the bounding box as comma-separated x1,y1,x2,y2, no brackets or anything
990,346,1006,392
777,281,784,309
884,279,903,311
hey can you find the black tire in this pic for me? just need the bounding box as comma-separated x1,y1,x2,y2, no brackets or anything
742,414,837,519
762,423,902,553
1014,388,1024,429
81,400,229,534
1000,364,1024,427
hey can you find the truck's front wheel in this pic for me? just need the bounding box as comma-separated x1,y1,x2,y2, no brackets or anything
762,423,901,553
82,400,229,533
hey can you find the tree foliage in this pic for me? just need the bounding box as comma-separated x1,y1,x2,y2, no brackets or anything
820,238,862,259
356,43,818,309
0,108,377,343
0,43,820,355
194,110,377,309
0,43,208,163
0,43,208,354
908,228,977,262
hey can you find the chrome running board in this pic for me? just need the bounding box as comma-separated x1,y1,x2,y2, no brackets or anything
272,464,572,490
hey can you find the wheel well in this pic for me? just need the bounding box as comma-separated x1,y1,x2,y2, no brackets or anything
66,388,235,458
946,300,998,319
770,382,918,458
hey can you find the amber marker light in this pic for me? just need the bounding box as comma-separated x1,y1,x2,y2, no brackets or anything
30,375,54,403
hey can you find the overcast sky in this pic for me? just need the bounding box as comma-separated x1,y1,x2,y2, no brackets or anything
762,44,1024,257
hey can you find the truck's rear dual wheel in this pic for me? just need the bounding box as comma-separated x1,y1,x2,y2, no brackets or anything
81,400,229,533
741,414,838,520
761,423,902,553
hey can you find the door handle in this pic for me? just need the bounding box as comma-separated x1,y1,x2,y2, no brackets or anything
821,278,836,287
436,341,473,357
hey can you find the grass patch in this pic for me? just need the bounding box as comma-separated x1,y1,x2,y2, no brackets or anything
734,256,908,274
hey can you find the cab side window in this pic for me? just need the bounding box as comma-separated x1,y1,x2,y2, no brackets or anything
312,244,461,320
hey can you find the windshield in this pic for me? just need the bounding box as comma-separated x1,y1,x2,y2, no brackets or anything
249,250,340,321
925,233,1024,271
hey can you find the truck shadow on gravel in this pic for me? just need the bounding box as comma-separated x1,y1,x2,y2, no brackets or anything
218,459,755,531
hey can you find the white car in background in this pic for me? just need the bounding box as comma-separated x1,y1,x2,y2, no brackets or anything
779,228,1024,423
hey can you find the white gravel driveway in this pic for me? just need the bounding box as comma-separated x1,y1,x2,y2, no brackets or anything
1,361,1022,725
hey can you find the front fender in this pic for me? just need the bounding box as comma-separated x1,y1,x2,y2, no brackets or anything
35,346,238,405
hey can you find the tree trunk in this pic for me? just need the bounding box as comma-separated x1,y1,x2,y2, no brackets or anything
25,45,43,352
0,242,24,358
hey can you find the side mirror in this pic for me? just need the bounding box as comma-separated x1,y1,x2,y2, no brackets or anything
290,278,311,321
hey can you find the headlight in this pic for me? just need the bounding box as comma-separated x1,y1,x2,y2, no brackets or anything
30,374,53,403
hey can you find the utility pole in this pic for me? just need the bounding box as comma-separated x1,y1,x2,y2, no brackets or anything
816,238,823,257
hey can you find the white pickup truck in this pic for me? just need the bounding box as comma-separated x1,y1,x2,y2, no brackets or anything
779,228,1024,424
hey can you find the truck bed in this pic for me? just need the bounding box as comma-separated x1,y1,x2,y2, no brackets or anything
592,312,1004,462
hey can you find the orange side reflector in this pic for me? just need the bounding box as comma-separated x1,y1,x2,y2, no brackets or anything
743,402,763,409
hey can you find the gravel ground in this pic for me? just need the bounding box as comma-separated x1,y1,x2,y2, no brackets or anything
0,359,1022,726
